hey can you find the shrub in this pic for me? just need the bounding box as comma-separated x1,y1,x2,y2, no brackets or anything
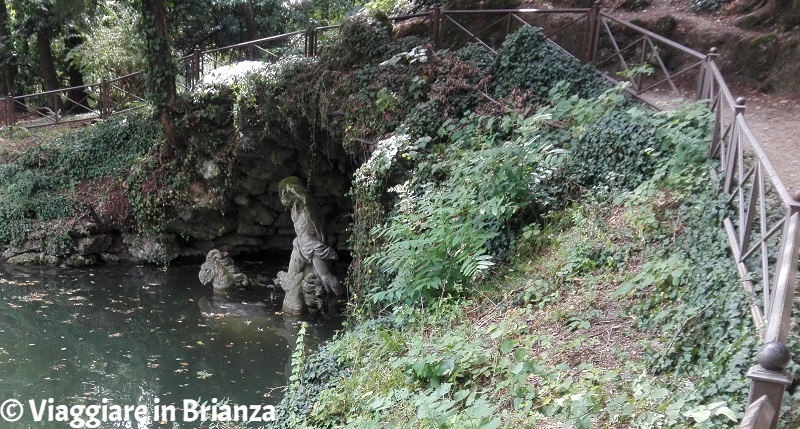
363,113,568,305
491,26,608,105
318,14,393,70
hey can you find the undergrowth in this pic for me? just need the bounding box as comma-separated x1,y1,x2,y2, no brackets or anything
273,95,763,426
0,112,164,250
270,22,769,429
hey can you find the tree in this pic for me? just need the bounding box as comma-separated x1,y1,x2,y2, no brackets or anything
0,0,17,96
136,0,181,147
34,8,61,109
69,2,144,83
10,0,98,111
64,26,91,113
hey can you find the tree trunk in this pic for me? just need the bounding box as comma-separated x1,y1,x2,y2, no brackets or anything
0,0,17,96
736,0,793,28
36,28,61,112
64,28,91,114
139,0,182,147
243,0,259,59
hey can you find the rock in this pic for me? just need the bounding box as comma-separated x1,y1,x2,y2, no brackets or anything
314,173,348,197
200,160,221,179
64,254,99,267
237,223,270,236
99,253,121,264
239,202,275,225
167,211,236,241
7,253,61,266
240,154,283,180
241,175,268,195
3,240,43,259
218,234,262,249
122,233,180,264
256,192,283,209
198,249,250,292
75,234,113,256
234,194,250,206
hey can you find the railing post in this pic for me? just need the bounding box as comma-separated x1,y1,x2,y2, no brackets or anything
735,96,746,117
4,94,14,127
697,47,718,101
50,93,60,123
585,0,602,63
741,395,775,429
100,79,110,120
429,7,441,51
192,46,202,89
743,197,800,429
311,28,317,56
744,342,793,429
305,28,316,57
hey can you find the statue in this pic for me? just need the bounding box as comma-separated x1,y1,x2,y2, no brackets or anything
274,176,344,315
199,249,250,292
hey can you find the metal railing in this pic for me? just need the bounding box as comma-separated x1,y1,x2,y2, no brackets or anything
0,7,795,426
2,71,145,128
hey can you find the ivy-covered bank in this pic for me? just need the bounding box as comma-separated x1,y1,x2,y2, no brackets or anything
263,18,790,429
0,13,792,427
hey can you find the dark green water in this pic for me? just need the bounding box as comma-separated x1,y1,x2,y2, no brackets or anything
0,259,342,428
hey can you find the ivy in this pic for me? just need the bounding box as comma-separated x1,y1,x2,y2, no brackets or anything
490,26,608,104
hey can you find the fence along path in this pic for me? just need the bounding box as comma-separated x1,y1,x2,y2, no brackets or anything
1,6,797,427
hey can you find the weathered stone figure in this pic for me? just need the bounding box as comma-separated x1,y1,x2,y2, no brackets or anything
198,249,250,292
275,176,344,314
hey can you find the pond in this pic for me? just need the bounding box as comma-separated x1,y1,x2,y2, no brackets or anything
0,257,343,428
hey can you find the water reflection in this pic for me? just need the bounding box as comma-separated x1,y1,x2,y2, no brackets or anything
0,260,342,428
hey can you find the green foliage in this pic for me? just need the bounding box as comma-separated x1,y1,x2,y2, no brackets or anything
135,0,178,116
454,43,495,71
273,331,344,429
171,0,292,53
68,1,144,83
363,113,567,305
491,26,608,105
444,0,520,8
0,111,163,246
289,0,358,27
319,13,393,70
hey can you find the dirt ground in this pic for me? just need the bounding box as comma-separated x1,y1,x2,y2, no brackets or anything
738,92,800,193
